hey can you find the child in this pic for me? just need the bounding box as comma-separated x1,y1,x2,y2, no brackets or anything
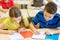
30,2,60,34
0,6,29,34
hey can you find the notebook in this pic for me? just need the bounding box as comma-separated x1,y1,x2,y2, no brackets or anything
45,34,59,40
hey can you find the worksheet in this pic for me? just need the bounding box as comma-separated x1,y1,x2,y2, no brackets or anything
9,33,24,40
32,32,46,39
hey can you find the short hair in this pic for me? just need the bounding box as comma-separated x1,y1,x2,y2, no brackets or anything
44,2,57,14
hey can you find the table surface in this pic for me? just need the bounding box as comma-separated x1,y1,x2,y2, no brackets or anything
0,29,60,40
0,34,9,40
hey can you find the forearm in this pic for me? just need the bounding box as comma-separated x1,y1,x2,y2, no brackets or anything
29,23,37,32
0,24,6,29
0,29,9,34
45,29,60,34
53,30,60,34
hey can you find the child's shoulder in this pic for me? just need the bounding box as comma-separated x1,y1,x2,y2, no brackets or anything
3,17,11,23
37,10,44,15
54,13,60,19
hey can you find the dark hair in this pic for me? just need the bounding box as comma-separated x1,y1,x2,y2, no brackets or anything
44,2,57,14
9,7,21,18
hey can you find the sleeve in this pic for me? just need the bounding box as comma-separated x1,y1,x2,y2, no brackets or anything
57,20,60,29
2,18,10,29
32,12,41,25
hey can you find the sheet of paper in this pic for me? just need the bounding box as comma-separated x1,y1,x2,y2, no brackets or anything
32,32,46,39
44,39,53,40
9,33,24,40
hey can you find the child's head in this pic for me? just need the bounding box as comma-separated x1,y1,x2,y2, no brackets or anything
9,6,22,23
44,2,57,21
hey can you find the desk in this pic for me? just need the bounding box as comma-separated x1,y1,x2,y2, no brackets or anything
0,29,60,40
24,35,60,40
24,29,60,40
0,34,9,40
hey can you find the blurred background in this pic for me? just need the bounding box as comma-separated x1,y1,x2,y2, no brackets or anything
0,0,60,23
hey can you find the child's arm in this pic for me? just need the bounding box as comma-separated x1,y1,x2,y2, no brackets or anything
52,30,60,34
0,29,9,34
54,30,60,34
0,23,16,34
0,29,16,34
44,29,60,34
0,24,16,34
0,23,6,29
29,23,40,34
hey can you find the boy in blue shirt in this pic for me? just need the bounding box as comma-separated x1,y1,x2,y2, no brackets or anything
30,2,60,34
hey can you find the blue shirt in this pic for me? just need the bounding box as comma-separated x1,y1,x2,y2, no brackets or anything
32,11,60,28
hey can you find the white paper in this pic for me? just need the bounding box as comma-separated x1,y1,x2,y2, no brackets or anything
32,32,46,39
44,39,53,40
9,33,24,40
58,35,60,40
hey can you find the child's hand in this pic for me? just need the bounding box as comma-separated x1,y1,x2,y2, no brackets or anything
45,31,54,35
18,27,26,33
34,30,40,35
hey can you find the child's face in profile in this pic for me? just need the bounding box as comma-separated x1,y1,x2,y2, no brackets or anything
44,11,54,21
12,16,21,23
